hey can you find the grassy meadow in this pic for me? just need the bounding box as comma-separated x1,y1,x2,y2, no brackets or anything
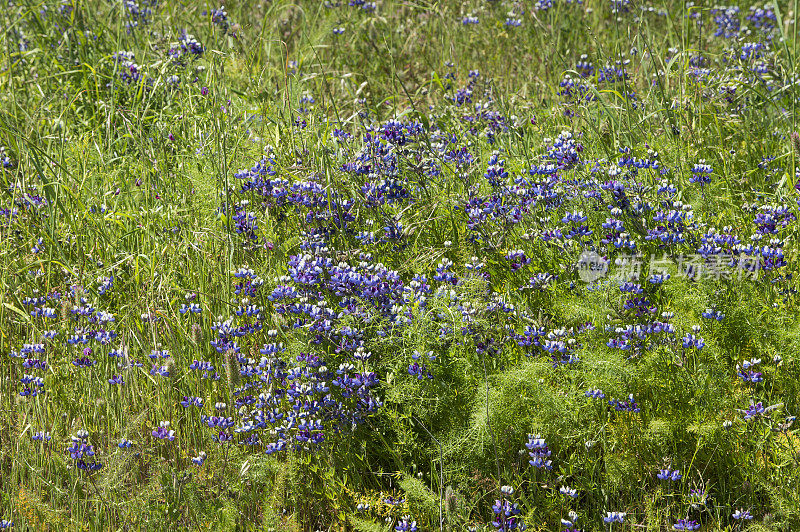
2,0,800,530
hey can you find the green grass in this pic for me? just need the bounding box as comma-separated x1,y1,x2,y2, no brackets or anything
2,0,800,530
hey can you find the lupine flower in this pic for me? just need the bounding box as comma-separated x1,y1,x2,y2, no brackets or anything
68,440,95,460
32,431,51,441
202,415,234,429
689,161,712,186
180,303,202,314
681,334,705,350
741,401,769,421
560,511,579,528
408,362,433,380
525,434,552,469
189,360,215,372
149,349,170,359
68,431,103,471
672,519,700,530
505,249,532,271
20,373,45,397
688,489,707,510
603,512,625,523
23,358,47,370
152,421,175,441
77,460,104,471
559,486,578,498
395,516,418,532
609,394,640,413
741,358,762,369
732,509,753,520
209,5,229,29
657,468,682,481
701,309,724,321
180,396,203,408
383,496,405,506
491,495,522,530
73,356,96,368
150,364,169,377
736,368,763,383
